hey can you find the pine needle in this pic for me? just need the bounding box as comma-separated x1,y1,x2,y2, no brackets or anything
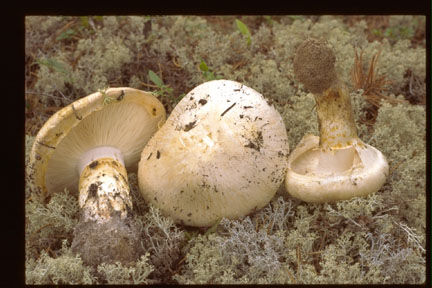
351,48,407,108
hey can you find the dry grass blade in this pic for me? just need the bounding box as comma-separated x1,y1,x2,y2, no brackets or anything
284,266,297,284
296,245,301,279
351,49,364,90
233,58,248,70
351,48,408,108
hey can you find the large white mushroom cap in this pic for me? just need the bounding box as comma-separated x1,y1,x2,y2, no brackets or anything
138,80,289,227
28,87,166,200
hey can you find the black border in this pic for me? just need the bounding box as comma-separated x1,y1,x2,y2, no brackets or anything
9,0,431,286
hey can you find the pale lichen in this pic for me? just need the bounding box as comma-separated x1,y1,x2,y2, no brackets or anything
26,240,95,285
96,253,154,284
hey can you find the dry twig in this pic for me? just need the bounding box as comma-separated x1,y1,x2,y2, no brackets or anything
296,244,301,279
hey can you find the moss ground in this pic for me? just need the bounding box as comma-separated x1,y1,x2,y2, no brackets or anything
25,15,427,284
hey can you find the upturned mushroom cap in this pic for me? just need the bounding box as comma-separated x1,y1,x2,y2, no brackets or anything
285,134,389,202
28,87,166,200
138,80,289,227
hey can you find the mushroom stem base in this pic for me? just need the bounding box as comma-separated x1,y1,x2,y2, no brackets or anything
72,214,143,266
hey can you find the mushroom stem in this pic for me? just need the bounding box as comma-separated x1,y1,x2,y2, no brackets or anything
314,80,359,150
78,147,132,223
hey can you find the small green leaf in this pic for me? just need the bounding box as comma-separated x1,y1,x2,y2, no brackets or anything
98,87,114,106
203,219,221,236
199,59,209,72
235,19,251,45
148,70,163,87
178,93,186,100
199,59,223,81
235,19,249,36
56,29,76,41
372,29,382,36
36,58,69,76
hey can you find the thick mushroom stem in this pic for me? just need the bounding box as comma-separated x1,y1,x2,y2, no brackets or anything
79,158,132,222
314,81,366,174
315,81,359,149
77,146,132,223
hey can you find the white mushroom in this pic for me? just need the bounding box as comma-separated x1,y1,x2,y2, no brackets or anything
27,87,166,265
285,38,389,203
138,80,289,227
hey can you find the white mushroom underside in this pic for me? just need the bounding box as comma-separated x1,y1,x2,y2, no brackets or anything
286,135,389,202
46,102,159,194
138,80,289,227
78,146,124,174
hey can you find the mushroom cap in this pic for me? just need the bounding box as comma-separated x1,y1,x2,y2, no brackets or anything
285,134,389,203
28,87,166,199
138,80,289,227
